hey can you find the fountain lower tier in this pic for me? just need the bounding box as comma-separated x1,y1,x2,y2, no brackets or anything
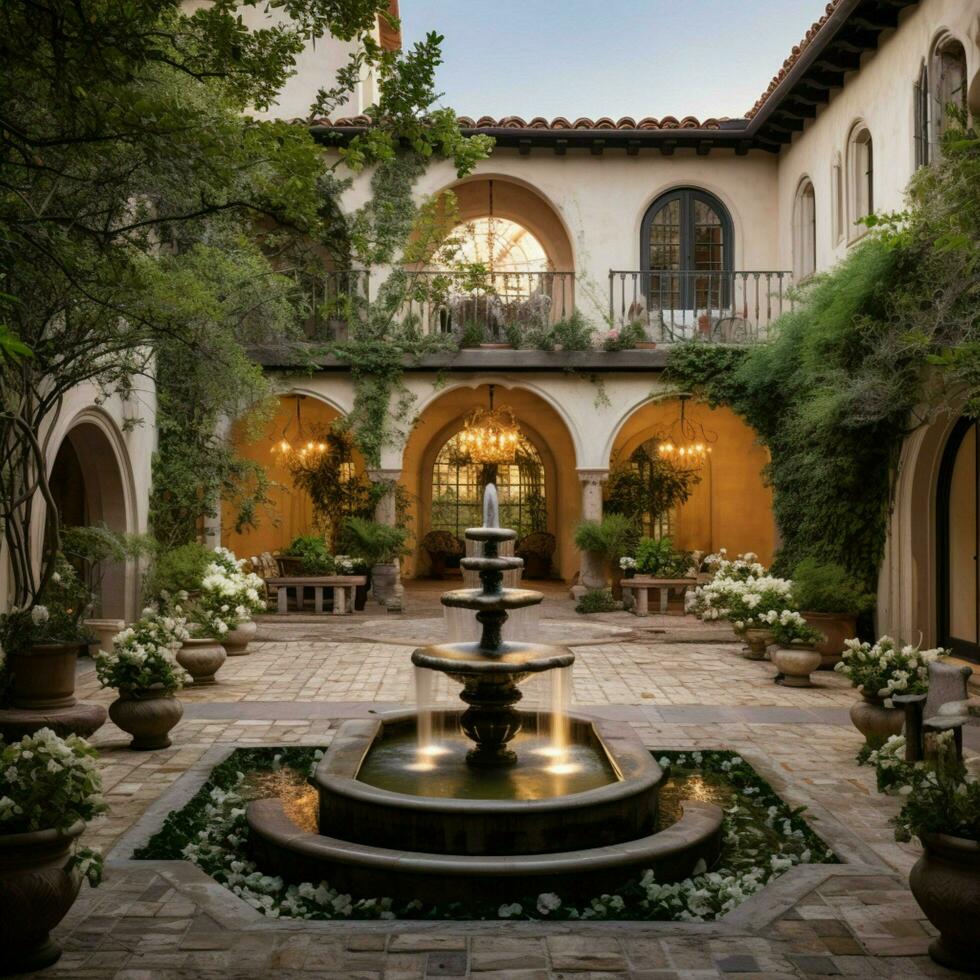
247,710,724,903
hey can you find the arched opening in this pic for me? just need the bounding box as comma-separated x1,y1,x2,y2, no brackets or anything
221,394,368,559
793,179,816,281
831,152,844,244
914,60,931,168
402,384,578,581
937,416,979,661
609,398,774,564
846,123,874,236
49,420,131,618
640,187,733,310
931,36,968,147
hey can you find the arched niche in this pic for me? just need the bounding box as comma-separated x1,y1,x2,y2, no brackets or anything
609,398,774,565
401,384,578,581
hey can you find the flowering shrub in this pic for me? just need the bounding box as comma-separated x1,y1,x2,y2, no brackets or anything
193,547,266,636
702,549,767,582
138,747,832,923
95,609,191,693
619,556,637,573
862,734,913,792
833,636,945,703
690,574,794,630
334,555,369,575
764,610,824,647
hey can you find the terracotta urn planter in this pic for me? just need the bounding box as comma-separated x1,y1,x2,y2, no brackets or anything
908,832,980,972
109,688,183,750
800,611,857,670
742,628,774,661
221,619,257,657
0,820,84,972
83,618,125,658
772,644,823,687
7,643,84,710
849,692,904,746
176,637,226,685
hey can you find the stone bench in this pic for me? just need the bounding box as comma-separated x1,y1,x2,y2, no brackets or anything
266,575,367,615
622,576,696,616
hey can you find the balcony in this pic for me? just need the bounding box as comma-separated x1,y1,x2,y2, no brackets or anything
304,269,371,340
609,270,794,343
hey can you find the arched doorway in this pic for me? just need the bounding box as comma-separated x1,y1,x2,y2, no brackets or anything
937,416,979,661
49,420,132,618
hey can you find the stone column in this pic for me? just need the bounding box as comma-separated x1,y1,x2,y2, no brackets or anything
572,468,609,598
367,468,404,611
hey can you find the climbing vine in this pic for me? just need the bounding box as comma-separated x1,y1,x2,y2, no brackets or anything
667,119,980,590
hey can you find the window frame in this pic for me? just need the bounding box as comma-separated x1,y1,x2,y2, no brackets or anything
792,178,817,281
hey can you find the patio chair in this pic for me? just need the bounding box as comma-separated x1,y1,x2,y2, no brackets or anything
892,660,975,762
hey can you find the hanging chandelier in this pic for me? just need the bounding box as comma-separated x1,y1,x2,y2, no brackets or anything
460,385,521,465
656,395,716,471
270,394,328,465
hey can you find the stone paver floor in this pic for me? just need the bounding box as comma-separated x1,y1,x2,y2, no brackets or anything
15,592,980,979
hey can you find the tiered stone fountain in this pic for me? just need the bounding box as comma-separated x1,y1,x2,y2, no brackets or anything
248,487,723,903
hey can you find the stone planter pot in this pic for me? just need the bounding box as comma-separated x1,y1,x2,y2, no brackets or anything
83,618,125,658
176,637,226,685
0,820,84,972
800,611,857,670
7,643,84,710
849,692,904,746
222,619,256,657
741,628,773,661
772,644,823,688
109,688,183,750
580,550,607,592
371,561,400,605
909,832,980,972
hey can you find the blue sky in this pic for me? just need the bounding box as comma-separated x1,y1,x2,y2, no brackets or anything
401,0,827,121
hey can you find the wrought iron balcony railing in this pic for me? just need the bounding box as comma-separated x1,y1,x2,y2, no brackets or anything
399,270,575,342
303,269,371,340
608,270,794,344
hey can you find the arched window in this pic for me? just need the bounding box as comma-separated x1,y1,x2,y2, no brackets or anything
793,179,816,280
846,123,874,237
914,61,931,168
931,37,968,146
640,188,733,309
431,431,546,540
831,153,844,245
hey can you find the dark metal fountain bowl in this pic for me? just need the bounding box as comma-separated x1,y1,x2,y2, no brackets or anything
411,640,574,675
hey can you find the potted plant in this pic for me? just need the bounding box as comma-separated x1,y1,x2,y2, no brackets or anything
339,517,409,608
0,728,105,971
515,531,556,580
633,536,693,580
96,610,191,750
143,542,212,602
421,530,465,579
767,611,825,687
791,559,876,669
281,534,335,576
573,514,637,597
200,547,266,655
834,636,944,747
0,558,96,712
892,743,980,971
334,555,371,610
62,524,153,656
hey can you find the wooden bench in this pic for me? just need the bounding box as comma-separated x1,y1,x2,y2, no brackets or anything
266,575,367,615
622,576,696,616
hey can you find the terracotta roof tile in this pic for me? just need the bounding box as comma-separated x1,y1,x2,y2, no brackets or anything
746,0,842,118
315,114,725,131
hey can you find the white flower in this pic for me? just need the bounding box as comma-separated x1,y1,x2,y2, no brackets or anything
30,605,50,625
497,902,522,918
536,892,561,915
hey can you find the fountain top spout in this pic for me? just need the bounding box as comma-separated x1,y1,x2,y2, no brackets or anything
483,484,499,530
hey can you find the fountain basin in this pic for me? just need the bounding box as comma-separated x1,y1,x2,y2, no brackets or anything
247,710,724,902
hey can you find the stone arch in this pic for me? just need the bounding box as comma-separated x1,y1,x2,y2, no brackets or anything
221,392,366,558
401,383,579,581
607,396,775,565
47,409,138,619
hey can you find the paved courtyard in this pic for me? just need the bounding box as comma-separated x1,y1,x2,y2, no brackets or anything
19,591,980,980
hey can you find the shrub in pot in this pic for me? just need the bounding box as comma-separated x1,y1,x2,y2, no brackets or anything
767,611,825,687
573,515,637,595
890,741,980,972
96,610,191,750
633,536,693,580
338,518,409,606
834,636,945,748
199,547,266,655
0,557,96,712
791,559,876,669
282,534,335,575
0,728,106,971
143,542,212,602
421,530,465,579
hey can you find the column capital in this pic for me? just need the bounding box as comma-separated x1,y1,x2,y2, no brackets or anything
576,467,610,485
367,468,402,483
